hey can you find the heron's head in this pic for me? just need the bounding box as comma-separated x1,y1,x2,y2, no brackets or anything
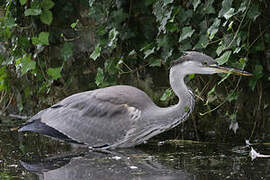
171,51,252,76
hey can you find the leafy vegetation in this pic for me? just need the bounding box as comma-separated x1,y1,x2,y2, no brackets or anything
0,0,269,142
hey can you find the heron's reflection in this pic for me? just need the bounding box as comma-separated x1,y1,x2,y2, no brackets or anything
20,148,191,180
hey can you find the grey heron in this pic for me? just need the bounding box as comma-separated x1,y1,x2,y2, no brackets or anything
19,51,251,149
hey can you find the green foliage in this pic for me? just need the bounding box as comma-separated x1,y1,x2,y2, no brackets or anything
0,0,269,141
179,26,195,42
32,32,50,45
16,55,36,76
160,88,173,101
40,9,53,25
0,67,7,91
47,67,62,80
95,67,104,87
24,8,42,16
90,43,101,61
216,51,231,65
61,42,73,61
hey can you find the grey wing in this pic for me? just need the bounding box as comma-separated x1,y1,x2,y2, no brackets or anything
38,91,138,147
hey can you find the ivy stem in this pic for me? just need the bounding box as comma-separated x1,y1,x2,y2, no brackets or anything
227,0,251,49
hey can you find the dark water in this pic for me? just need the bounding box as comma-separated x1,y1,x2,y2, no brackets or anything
0,119,269,180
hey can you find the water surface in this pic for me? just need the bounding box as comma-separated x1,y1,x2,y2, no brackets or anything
0,118,269,180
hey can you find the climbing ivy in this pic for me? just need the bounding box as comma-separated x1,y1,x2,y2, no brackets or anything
0,0,269,140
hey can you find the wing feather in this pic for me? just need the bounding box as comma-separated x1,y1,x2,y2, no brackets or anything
37,87,147,147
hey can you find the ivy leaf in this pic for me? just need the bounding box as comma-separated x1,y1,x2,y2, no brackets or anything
216,50,231,65
194,34,209,49
223,8,235,20
61,42,73,61
179,26,195,42
160,88,173,101
0,67,7,91
153,0,174,34
238,1,248,13
41,0,55,10
218,0,232,17
20,0,27,5
161,48,172,61
207,18,221,40
192,0,201,11
90,43,101,61
248,64,263,90
95,68,104,87
149,59,161,67
144,47,155,59
24,8,42,16
38,32,49,45
89,0,96,7
47,67,62,80
40,10,53,25
247,4,261,21
32,32,49,45
31,37,39,45
108,28,119,47
19,55,36,75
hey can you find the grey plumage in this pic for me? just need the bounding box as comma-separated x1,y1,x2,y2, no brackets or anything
19,51,251,149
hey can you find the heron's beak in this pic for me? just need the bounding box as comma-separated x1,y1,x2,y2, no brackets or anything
210,64,252,76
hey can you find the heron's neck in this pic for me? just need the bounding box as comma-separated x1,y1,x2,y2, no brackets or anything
154,66,195,128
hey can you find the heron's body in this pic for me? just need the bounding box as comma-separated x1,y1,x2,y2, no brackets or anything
19,51,251,149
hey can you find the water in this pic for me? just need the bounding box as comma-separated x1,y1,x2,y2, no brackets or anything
0,119,269,180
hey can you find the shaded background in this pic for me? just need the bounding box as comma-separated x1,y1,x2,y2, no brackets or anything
0,0,269,143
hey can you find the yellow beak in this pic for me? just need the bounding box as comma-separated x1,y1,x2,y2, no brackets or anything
211,65,252,76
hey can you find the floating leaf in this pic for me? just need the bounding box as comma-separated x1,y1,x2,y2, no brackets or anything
47,67,62,80
179,26,195,42
216,50,231,65
250,147,270,161
90,43,101,61
24,8,42,16
41,0,55,10
40,10,53,25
